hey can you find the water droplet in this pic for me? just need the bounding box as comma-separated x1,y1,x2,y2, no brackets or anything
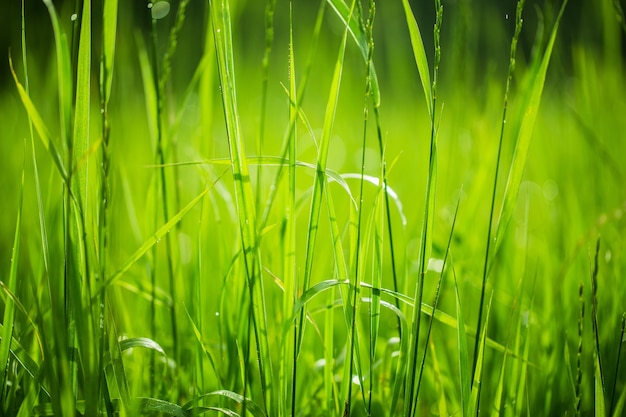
505,13,509,20
70,13,78,22
151,1,170,19
147,2,153,8
215,311,220,317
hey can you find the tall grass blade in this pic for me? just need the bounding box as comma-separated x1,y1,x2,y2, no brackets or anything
210,0,273,413
284,7,298,417
405,2,442,415
400,0,432,116
492,0,569,260
298,0,353,358
72,0,92,211
414,192,458,407
0,165,24,411
326,0,380,105
42,0,73,143
467,294,494,417
609,314,625,415
591,239,607,417
102,0,118,104
473,0,526,381
453,265,471,415
9,58,69,183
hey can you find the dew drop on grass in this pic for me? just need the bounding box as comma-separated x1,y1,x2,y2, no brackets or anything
427,258,444,273
71,13,78,22
543,179,559,201
150,1,170,20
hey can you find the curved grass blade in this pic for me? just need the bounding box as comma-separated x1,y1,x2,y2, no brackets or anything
119,338,166,355
131,397,189,417
183,390,267,417
9,58,69,183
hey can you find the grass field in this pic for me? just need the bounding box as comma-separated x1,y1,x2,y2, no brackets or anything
1,0,625,416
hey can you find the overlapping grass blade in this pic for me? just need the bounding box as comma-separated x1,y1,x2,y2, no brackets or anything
492,0,569,261
405,1,442,415
283,9,298,416
474,0,525,381
298,0,354,358
453,264,471,415
609,314,625,415
106,186,212,287
414,192,458,406
210,0,273,412
41,0,73,142
467,294,494,417
183,390,267,417
591,239,607,417
326,183,365,414
326,0,380,105
0,166,24,410
10,58,69,183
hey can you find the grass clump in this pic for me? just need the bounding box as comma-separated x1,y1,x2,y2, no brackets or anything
1,0,625,416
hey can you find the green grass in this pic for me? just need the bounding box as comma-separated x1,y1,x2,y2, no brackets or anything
1,0,626,416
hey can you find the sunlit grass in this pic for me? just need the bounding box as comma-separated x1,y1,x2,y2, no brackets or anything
1,0,625,416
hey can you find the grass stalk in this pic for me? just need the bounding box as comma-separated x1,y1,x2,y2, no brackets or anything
404,1,442,415
210,0,274,413
472,0,526,382
149,7,179,386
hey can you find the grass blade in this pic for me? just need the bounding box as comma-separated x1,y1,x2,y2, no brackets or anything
453,264,471,415
468,293,494,417
210,0,274,412
492,0,569,260
0,165,24,410
400,0,432,116
106,185,211,287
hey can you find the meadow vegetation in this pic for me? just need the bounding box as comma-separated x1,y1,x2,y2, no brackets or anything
0,0,625,416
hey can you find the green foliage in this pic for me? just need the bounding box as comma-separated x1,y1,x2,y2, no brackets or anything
1,0,625,416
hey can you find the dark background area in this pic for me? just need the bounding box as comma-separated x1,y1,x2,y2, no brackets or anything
0,0,624,92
